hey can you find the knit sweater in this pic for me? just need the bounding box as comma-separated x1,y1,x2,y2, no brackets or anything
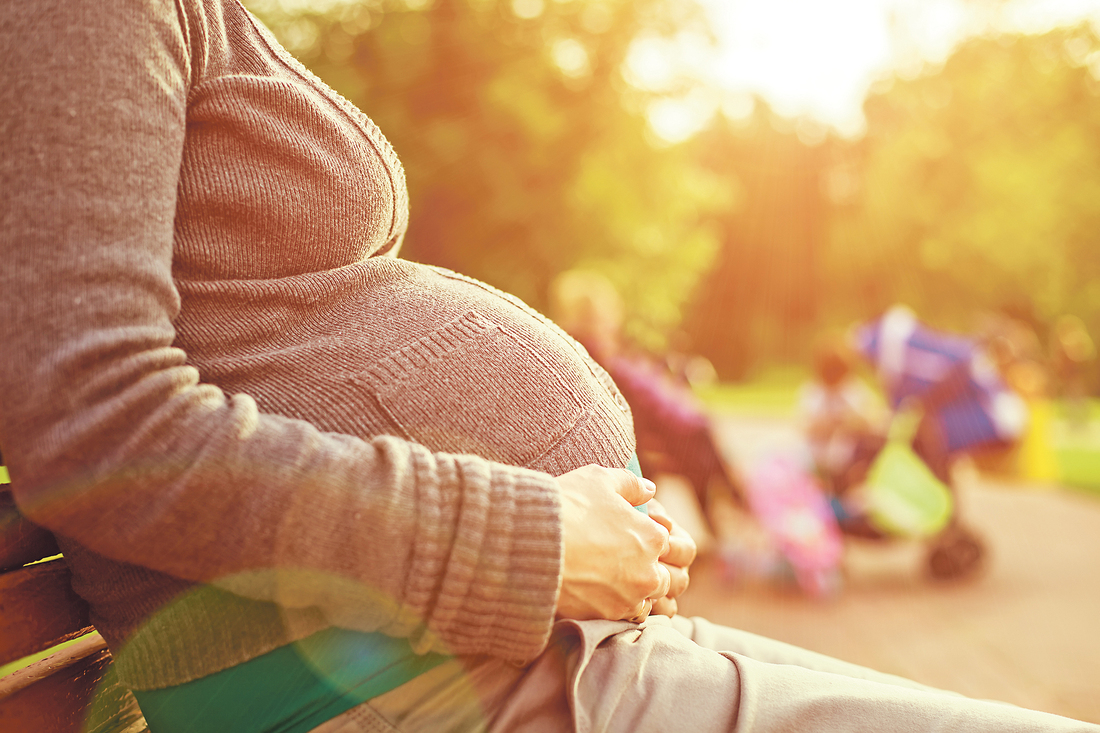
0,0,635,690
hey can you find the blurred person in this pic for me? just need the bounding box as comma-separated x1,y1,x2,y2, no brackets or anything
3,3,1099,732
797,335,887,496
549,270,744,528
854,305,1029,486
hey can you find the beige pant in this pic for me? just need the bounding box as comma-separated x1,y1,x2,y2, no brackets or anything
310,615,1099,733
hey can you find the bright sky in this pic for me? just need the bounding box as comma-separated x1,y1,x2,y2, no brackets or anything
635,0,1100,141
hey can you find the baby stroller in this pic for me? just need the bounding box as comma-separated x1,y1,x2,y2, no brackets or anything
842,306,1029,580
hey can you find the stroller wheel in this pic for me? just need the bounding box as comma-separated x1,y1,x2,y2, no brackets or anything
926,525,986,581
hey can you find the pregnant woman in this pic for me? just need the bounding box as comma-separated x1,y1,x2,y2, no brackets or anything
2,1,1096,731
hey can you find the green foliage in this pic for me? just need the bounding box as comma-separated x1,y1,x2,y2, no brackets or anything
694,364,810,417
243,2,1100,381
684,25,1100,381
829,26,1100,337
245,0,729,348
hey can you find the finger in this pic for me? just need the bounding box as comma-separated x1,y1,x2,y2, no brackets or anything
628,597,653,623
652,562,673,600
609,468,657,508
647,500,696,566
636,507,671,559
662,562,690,599
646,499,675,532
652,521,671,558
661,533,697,568
651,596,678,618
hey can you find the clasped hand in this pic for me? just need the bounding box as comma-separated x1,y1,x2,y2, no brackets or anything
555,465,697,623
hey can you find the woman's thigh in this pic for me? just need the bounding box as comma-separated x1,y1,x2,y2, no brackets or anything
571,616,1095,733
312,616,1099,733
664,614,948,693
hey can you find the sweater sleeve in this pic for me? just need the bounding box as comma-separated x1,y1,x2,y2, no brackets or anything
0,0,562,662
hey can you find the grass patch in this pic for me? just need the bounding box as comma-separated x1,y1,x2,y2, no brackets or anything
1046,399,1100,495
695,376,1100,496
1055,446,1100,496
695,366,809,417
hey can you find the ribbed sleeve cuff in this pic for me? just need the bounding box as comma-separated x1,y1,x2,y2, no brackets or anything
407,455,563,663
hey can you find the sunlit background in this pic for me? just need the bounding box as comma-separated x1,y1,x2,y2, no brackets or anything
247,0,1100,368
641,0,1100,140
241,0,1100,721
244,0,1100,489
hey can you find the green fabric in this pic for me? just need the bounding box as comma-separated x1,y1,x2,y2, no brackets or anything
132,452,644,732
625,453,649,514
865,407,953,537
132,627,449,733
865,441,953,538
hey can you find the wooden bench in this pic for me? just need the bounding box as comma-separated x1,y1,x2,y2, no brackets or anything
0,483,149,732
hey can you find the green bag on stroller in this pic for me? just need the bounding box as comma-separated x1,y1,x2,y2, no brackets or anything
865,407,953,538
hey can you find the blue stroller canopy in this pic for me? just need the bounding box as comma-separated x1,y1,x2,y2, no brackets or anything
854,306,1027,454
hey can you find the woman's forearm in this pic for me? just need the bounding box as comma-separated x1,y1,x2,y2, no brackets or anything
0,0,563,663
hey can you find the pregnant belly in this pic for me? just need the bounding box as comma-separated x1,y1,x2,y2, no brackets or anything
175,258,636,476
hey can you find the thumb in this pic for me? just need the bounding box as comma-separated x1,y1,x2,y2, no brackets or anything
612,470,657,508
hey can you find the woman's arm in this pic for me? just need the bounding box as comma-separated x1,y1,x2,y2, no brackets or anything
0,0,569,661
0,0,673,662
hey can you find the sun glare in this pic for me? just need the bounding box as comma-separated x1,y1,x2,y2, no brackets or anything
701,0,895,136
642,0,1100,142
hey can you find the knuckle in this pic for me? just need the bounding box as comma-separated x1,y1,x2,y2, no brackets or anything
640,566,663,597
647,574,665,598
647,523,670,550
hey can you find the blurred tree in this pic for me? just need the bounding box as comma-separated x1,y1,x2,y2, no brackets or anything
245,0,731,349
681,102,831,380
683,24,1100,382
828,25,1100,346
244,1,1100,383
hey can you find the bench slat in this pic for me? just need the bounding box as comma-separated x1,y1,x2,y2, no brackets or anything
0,488,149,731
0,632,147,733
0,558,92,663
0,488,61,571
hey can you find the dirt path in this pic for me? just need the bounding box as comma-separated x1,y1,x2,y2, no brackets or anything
673,414,1100,724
